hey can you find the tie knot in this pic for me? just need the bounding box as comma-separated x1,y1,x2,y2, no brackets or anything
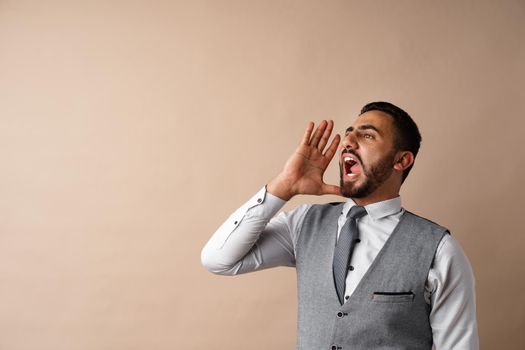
347,205,367,220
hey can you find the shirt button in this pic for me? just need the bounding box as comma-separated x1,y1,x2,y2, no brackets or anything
234,221,238,225
345,295,350,300
355,238,361,243
348,265,354,271
257,198,262,203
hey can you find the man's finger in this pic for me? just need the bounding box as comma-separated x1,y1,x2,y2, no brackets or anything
301,121,314,145
323,133,341,161
321,183,342,196
317,120,333,152
309,120,327,147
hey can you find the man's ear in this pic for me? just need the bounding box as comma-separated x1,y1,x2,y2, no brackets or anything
393,151,414,172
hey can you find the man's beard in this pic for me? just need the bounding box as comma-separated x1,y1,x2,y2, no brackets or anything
339,150,396,198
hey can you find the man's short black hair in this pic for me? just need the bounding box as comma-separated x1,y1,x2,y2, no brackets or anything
359,101,421,183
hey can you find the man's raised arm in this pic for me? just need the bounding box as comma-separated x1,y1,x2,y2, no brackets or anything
201,120,341,275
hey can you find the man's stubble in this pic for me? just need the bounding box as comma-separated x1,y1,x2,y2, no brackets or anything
339,149,397,199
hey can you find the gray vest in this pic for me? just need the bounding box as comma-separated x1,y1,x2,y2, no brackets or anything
295,202,448,350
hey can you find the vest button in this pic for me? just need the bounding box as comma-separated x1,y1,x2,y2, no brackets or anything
330,345,337,350
337,311,344,318
348,265,354,271
355,238,361,243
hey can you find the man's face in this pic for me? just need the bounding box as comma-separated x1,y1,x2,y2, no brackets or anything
339,111,398,198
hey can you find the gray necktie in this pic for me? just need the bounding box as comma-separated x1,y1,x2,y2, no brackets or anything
333,205,367,305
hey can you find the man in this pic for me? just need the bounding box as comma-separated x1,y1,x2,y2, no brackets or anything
201,102,479,349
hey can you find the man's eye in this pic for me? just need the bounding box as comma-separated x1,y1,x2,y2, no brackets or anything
364,134,374,139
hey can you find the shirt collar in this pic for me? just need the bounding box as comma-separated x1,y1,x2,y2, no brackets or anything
342,196,403,221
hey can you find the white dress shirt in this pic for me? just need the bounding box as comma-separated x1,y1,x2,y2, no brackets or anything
201,186,479,350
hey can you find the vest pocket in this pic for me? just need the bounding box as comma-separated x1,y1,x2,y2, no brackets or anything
371,291,415,303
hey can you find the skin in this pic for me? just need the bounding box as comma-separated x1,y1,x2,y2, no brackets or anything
267,111,415,206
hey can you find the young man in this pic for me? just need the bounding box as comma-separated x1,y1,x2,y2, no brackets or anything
201,102,479,349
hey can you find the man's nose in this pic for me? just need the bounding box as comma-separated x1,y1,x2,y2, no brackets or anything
342,132,358,150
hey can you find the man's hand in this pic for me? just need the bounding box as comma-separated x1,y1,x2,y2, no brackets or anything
267,120,341,201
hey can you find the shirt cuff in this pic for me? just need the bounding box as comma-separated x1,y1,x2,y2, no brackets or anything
244,185,287,218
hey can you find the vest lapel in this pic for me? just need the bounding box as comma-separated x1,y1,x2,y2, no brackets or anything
326,203,346,303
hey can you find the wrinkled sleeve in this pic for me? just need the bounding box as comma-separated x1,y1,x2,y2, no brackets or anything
201,186,310,275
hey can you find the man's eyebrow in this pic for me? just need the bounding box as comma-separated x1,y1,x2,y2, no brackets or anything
345,124,382,135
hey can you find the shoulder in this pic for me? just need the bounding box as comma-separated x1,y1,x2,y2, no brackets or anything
403,210,450,235
400,210,475,273
435,234,473,270
284,201,344,224
297,201,345,228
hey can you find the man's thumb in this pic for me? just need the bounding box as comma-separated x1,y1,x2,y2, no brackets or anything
321,183,341,196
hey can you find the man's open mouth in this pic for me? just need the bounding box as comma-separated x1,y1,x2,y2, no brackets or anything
343,156,362,177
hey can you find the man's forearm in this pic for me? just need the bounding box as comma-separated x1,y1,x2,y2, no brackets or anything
200,186,288,274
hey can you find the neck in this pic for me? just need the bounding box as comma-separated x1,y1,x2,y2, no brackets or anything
351,177,401,206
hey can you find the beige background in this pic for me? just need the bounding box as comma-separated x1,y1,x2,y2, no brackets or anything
1,0,524,349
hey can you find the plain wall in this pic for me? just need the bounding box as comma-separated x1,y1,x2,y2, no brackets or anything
1,0,524,349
